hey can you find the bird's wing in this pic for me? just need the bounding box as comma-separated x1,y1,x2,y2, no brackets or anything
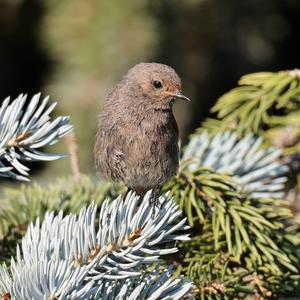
95,109,129,182
110,148,126,180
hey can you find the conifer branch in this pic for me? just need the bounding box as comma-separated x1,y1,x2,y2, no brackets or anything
207,70,300,157
0,93,72,181
0,192,191,299
183,130,288,199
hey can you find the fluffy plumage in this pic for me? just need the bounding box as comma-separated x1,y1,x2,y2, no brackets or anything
94,62,189,207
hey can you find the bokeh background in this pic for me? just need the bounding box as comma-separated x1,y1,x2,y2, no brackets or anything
1,0,300,182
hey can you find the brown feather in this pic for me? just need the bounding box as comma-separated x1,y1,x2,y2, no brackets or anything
94,63,187,201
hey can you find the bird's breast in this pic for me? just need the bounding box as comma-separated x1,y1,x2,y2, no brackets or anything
125,112,179,188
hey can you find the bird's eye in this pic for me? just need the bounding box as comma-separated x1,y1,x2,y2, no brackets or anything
153,80,162,89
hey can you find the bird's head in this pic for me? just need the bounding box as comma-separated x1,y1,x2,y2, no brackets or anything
124,62,190,110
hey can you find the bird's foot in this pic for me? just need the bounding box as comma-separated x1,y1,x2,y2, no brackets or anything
149,194,161,208
124,187,133,199
149,189,161,218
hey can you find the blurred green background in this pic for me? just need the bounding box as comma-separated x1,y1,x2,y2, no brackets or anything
1,0,300,183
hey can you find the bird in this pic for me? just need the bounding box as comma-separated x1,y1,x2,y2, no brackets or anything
94,62,190,211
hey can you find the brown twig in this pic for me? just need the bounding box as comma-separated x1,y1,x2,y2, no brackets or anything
65,131,81,181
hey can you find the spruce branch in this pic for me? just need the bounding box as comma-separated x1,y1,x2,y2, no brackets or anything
0,93,72,181
211,70,300,133
186,254,253,299
183,130,288,199
1,263,191,300
165,163,300,298
207,70,300,157
0,264,11,300
177,214,300,299
165,122,300,298
168,166,300,269
177,228,262,299
88,265,192,300
0,176,121,263
0,192,191,299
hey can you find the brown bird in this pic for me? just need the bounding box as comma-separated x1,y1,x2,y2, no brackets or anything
94,62,190,209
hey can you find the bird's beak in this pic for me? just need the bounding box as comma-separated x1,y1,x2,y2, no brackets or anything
164,91,191,102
